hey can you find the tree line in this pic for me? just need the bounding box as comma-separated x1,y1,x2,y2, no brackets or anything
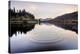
8,8,35,19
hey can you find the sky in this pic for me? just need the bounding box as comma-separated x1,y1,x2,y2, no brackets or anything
10,1,78,19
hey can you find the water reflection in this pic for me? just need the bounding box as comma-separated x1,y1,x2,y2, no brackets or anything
9,23,36,37
9,23,78,53
9,22,77,37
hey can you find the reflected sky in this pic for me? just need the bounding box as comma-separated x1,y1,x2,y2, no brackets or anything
10,24,78,53
10,1,77,19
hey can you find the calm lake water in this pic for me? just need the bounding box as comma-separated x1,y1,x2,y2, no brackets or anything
10,23,78,53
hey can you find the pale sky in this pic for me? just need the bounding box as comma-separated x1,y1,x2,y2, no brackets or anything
11,1,78,19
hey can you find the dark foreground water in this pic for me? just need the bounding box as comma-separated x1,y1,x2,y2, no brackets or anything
10,23,78,53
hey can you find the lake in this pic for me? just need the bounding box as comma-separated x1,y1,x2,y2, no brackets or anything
10,23,78,53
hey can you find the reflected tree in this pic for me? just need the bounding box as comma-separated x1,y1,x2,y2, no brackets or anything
9,23,36,37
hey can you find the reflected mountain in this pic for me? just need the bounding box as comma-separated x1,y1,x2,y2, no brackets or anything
48,11,78,33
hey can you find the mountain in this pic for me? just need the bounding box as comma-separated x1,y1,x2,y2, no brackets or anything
49,11,78,22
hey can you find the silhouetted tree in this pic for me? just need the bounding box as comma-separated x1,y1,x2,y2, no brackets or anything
9,8,35,19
